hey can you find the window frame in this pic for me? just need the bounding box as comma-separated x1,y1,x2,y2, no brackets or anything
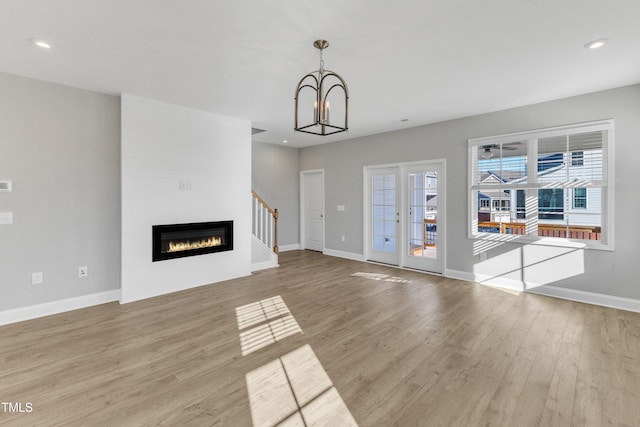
468,119,614,250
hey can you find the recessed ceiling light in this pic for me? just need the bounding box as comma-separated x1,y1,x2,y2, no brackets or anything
30,38,51,49
282,140,288,144
584,38,608,49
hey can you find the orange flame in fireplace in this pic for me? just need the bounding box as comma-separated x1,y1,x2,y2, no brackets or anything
167,237,222,253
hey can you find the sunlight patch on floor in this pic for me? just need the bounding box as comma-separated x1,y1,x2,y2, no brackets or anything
236,296,303,356
480,283,522,296
246,345,358,427
351,272,411,283
236,295,292,330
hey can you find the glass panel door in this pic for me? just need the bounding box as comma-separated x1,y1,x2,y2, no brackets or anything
367,167,399,265
404,163,442,273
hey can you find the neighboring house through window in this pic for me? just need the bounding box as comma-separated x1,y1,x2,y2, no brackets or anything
468,120,613,249
571,151,584,166
538,188,564,220
573,188,587,209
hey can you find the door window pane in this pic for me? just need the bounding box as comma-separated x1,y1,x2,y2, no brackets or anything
372,173,397,253
408,171,437,259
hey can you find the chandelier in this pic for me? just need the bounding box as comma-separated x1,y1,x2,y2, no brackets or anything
294,40,349,136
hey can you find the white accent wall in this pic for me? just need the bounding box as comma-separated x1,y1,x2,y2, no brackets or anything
121,94,251,303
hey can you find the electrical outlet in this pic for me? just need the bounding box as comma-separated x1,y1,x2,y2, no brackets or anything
31,272,43,285
341,235,346,242
79,266,88,278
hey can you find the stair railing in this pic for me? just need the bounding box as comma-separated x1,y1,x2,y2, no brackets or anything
252,191,279,253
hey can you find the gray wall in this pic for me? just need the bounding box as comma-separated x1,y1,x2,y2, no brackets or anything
299,84,640,300
0,73,121,310
252,142,300,248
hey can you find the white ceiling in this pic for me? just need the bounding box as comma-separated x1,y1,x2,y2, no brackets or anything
1,1,639,148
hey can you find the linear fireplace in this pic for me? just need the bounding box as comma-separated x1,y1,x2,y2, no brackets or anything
152,220,233,262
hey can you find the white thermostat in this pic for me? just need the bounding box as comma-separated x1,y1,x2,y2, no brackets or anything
0,181,12,192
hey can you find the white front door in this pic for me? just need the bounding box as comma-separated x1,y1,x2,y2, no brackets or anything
403,162,444,273
366,166,400,265
302,170,324,251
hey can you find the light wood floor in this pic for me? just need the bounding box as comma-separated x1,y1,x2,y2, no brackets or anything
1,250,639,426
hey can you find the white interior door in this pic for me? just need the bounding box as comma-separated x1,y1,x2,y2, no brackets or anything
403,162,444,273
302,170,324,251
367,166,400,265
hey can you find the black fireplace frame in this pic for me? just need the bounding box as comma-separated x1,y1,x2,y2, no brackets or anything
152,220,233,262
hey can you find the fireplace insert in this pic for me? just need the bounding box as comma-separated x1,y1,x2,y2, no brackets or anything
152,220,233,262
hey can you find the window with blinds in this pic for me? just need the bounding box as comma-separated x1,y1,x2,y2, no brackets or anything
468,120,613,249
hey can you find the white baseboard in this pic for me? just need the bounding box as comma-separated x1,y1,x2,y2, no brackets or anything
0,289,121,326
279,244,300,252
251,260,280,272
445,268,640,313
445,269,475,282
445,268,524,292
528,285,640,313
323,249,365,262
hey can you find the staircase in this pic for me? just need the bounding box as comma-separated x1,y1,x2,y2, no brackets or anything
251,191,279,271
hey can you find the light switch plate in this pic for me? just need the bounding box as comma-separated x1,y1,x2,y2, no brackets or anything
32,272,43,285
0,212,13,224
